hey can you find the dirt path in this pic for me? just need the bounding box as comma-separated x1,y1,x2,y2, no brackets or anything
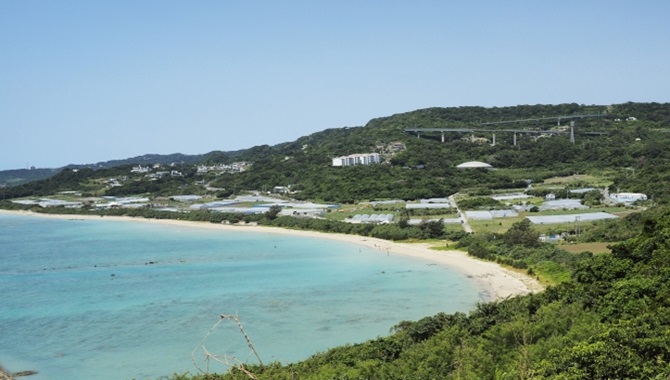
449,194,473,233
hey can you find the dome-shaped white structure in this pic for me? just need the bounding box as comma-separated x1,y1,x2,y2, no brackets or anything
456,161,493,169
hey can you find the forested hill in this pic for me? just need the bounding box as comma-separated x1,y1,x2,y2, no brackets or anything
0,154,205,187
205,102,670,203
0,168,60,187
4,102,670,203
67,153,204,169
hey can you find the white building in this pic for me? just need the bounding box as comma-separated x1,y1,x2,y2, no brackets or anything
273,186,290,194
332,153,381,167
456,161,493,169
171,195,202,202
131,165,151,173
610,192,647,203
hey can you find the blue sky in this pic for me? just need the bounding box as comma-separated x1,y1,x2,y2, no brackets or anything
1,1,669,170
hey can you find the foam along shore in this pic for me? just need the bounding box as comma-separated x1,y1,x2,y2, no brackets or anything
0,210,543,300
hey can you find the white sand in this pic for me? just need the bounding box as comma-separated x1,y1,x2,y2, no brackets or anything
0,210,544,300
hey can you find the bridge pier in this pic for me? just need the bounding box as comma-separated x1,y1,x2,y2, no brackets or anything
491,132,496,146
513,133,517,146
441,132,445,143
570,121,575,144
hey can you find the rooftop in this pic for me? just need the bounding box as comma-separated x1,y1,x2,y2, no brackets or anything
456,161,493,169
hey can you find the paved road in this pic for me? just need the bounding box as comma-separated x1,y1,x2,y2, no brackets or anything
449,194,473,233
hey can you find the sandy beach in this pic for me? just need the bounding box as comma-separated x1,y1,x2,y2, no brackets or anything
0,209,543,300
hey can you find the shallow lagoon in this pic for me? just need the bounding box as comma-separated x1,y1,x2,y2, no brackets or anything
0,214,484,379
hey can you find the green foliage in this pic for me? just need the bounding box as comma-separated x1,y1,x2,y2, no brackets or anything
0,168,97,198
0,168,60,187
456,196,503,210
264,205,282,220
457,227,582,283
417,219,445,239
504,219,540,248
582,189,603,206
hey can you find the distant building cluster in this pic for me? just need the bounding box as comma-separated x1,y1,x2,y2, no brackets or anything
130,165,183,179
12,199,83,208
332,153,381,167
150,170,183,179
131,165,153,173
196,162,249,174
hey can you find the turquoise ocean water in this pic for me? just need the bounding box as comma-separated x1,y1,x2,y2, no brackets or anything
0,214,485,379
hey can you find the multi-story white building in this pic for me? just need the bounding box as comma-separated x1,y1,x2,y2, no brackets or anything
332,153,381,167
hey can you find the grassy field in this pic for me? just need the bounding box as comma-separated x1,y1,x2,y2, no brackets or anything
469,214,633,238
559,242,612,254
468,218,523,234
541,172,612,188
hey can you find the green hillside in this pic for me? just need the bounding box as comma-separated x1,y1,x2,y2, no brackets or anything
0,168,60,187
205,102,670,203
4,102,670,204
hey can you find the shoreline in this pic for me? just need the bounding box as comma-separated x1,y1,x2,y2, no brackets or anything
0,367,10,380
0,209,543,300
